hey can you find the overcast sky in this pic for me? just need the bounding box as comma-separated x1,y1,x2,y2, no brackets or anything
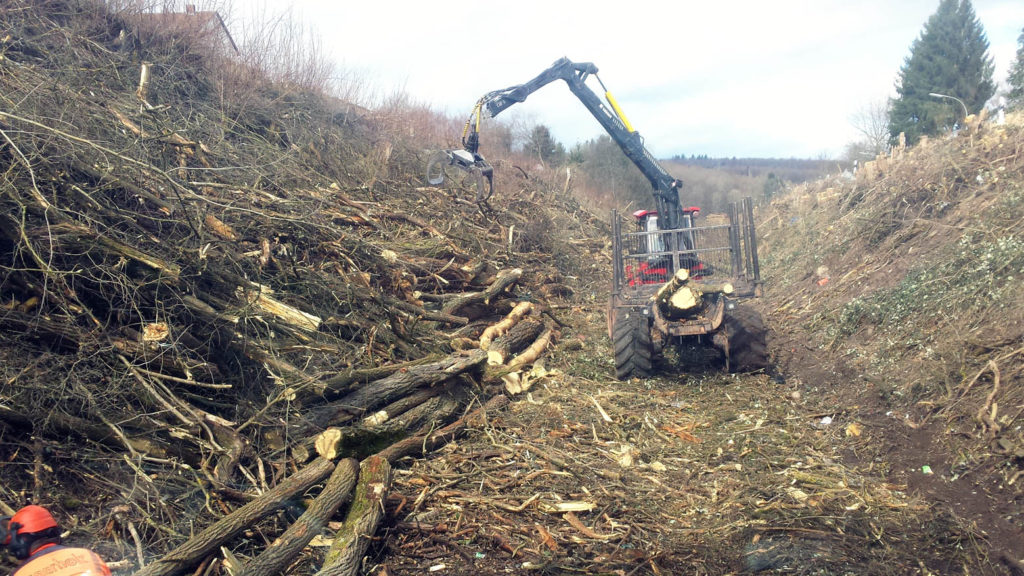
236,1,1023,159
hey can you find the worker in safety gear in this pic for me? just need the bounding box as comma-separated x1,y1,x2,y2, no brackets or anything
1,505,111,576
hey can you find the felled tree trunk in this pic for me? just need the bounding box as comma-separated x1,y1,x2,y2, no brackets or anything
295,350,486,436
315,456,392,576
240,458,360,576
486,316,544,365
506,325,555,370
479,301,534,349
0,309,83,352
133,458,336,576
377,394,510,463
297,355,443,402
441,267,522,319
293,386,462,461
655,269,733,320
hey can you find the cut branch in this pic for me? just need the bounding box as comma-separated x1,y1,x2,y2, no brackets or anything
377,394,510,464
133,458,336,576
441,268,523,319
486,316,544,366
295,350,486,436
480,301,534,350
315,456,392,576
240,458,360,576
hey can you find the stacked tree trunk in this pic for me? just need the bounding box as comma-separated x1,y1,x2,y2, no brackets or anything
655,269,735,319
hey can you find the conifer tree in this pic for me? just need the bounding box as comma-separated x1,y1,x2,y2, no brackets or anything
1008,28,1024,111
888,0,995,145
525,125,566,167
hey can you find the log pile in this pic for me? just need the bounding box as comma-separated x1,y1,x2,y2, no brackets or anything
0,2,607,575
654,269,734,319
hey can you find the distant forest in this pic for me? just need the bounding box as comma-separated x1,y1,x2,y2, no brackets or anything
670,155,851,184
567,134,848,216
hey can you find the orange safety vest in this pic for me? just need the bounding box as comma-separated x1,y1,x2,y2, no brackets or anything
12,545,111,576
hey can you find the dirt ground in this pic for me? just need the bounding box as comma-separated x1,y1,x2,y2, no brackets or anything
362,298,1023,576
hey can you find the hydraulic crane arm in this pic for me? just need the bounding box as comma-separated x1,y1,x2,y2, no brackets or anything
476,57,684,230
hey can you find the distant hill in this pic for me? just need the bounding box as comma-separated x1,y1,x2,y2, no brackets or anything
669,155,849,183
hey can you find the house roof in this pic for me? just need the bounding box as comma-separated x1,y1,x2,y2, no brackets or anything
131,8,238,54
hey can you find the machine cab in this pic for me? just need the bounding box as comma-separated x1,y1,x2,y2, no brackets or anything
632,209,665,254
626,208,705,286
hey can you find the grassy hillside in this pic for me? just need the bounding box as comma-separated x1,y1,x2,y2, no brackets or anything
758,112,1024,569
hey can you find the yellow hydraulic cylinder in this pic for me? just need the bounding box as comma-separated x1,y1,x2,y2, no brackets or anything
605,91,635,133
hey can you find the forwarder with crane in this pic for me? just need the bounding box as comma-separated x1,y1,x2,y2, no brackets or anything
427,57,767,379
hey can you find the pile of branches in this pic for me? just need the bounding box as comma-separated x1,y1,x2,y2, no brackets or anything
0,1,608,574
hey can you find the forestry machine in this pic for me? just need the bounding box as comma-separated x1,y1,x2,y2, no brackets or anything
428,57,766,379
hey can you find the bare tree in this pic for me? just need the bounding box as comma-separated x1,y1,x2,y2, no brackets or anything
847,99,890,160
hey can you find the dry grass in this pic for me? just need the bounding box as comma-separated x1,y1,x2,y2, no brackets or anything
756,113,1024,572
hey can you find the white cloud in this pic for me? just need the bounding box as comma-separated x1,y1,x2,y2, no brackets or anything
233,0,1024,158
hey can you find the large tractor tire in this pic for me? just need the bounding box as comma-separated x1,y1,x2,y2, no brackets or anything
612,309,653,380
721,304,769,373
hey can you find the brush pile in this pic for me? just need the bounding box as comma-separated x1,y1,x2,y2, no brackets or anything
0,2,607,573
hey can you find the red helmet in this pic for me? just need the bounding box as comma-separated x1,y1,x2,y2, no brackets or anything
10,506,58,535
4,505,60,559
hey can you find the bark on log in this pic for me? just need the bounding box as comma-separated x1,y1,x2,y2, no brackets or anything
440,268,522,319
302,356,444,402
315,456,392,576
400,255,473,286
0,309,83,352
237,285,321,332
240,458,360,576
338,350,484,413
384,296,468,326
45,222,181,281
377,394,510,464
486,316,544,366
358,386,449,428
180,294,320,388
293,386,456,461
295,350,486,436
506,326,555,370
110,337,220,381
0,404,32,431
339,396,462,457
133,457,336,576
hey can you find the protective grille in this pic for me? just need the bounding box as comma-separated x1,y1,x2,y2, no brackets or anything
619,224,734,289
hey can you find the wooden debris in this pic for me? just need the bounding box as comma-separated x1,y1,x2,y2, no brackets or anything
654,269,733,319
134,458,336,576
296,351,486,436
441,268,523,319
480,301,534,349
377,395,510,463
506,326,555,370
238,285,322,332
486,316,544,366
241,458,360,576
316,456,392,576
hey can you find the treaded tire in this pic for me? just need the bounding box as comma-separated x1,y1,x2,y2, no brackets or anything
722,305,768,373
612,310,653,380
